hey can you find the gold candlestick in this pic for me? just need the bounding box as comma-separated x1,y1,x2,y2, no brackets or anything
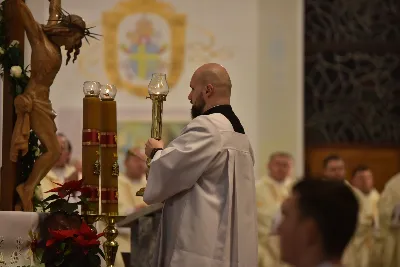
136,73,169,196
103,215,119,267
82,81,101,215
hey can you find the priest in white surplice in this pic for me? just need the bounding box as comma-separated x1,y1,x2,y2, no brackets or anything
256,152,294,267
378,172,400,267
322,155,376,267
143,63,258,267
350,165,380,228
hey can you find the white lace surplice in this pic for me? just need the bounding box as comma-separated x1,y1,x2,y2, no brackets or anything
0,211,39,267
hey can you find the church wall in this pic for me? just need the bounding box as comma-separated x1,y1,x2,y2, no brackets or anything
21,0,304,178
257,0,304,178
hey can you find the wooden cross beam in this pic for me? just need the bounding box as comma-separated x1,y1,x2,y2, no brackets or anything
0,0,25,211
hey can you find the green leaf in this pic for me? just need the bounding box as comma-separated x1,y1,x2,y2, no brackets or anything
34,248,44,261
43,194,60,202
55,257,64,266
88,253,101,267
78,196,89,204
15,84,22,94
60,201,78,214
46,198,68,212
64,247,72,256
97,247,105,259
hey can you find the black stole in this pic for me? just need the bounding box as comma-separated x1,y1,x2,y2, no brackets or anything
202,105,245,134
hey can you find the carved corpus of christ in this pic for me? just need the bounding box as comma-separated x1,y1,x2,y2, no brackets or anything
9,0,99,211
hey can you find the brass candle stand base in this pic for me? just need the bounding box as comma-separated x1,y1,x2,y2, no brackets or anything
102,215,119,267
81,213,125,267
82,212,101,233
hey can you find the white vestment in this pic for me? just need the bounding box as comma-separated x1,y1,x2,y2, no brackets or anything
378,173,400,267
256,176,293,267
144,113,258,267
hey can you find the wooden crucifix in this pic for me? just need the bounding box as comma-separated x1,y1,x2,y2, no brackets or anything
0,0,25,211
1,0,95,211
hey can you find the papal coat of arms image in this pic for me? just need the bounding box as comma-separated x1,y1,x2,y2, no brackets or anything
103,0,186,97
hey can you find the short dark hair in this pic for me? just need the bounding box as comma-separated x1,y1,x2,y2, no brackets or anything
322,154,343,168
292,178,359,259
352,165,369,178
125,149,136,160
57,133,72,153
269,151,293,162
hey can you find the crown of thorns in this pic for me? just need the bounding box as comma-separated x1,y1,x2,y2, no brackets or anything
47,7,101,44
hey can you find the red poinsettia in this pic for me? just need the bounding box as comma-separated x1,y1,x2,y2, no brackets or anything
74,235,100,248
46,221,104,248
80,186,93,198
45,179,84,198
79,220,104,240
46,229,79,247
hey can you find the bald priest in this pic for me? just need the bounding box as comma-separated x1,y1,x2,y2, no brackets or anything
143,63,258,267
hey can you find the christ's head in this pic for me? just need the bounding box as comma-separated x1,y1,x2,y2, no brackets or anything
43,14,87,65
188,63,232,119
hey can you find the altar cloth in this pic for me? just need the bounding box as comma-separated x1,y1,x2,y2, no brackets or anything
0,211,40,266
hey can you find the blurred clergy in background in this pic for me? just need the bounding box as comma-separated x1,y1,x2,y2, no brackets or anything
322,155,377,267
351,165,380,226
118,146,148,215
378,172,400,267
256,152,294,267
37,133,80,201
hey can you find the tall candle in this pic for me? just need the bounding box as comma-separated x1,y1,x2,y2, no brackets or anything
82,81,101,215
100,84,118,216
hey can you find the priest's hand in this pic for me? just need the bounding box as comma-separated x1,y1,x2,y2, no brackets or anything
145,138,164,157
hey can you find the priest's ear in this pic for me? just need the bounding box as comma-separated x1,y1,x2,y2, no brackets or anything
302,218,321,247
204,84,214,98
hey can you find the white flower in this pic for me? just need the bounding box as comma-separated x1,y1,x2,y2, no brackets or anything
0,47,4,55
10,66,23,78
9,40,19,47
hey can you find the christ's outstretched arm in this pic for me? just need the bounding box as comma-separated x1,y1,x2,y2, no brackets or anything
47,0,62,26
15,0,43,45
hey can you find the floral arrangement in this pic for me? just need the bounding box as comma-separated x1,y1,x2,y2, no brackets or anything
0,1,41,209
31,180,104,267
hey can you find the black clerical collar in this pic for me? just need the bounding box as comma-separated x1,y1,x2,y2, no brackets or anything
203,105,245,134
